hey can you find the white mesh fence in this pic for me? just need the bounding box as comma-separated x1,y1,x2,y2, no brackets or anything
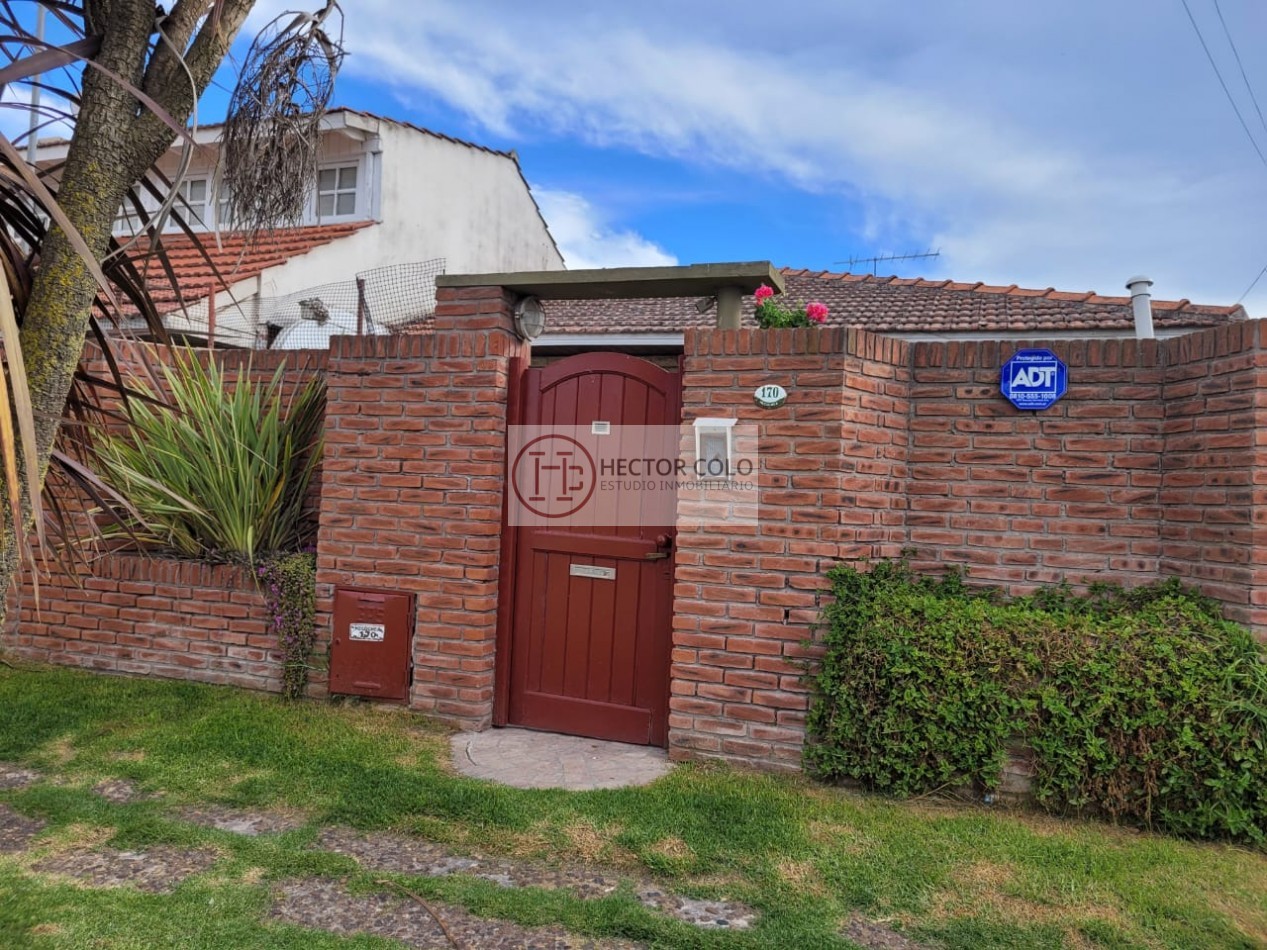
195,258,445,348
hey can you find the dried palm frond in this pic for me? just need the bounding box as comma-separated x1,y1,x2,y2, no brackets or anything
220,1,344,237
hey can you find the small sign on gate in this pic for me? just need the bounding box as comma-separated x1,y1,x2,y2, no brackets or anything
570,564,616,580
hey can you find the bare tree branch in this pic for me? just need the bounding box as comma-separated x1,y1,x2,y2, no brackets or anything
140,0,212,102
128,0,253,172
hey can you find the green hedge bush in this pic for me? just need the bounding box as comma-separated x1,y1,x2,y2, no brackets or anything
804,561,1267,844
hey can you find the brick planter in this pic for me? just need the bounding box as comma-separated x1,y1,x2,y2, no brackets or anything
6,554,286,693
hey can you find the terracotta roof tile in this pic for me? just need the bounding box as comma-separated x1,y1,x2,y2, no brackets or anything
535,267,1247,336
119,222,372,314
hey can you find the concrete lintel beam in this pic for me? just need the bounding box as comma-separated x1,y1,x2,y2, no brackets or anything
436,261,784,301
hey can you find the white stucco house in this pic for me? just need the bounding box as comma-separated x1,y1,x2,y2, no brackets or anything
36,108,564,346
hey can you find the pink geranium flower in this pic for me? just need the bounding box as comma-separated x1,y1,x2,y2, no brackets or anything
754,284,775,303
806,301,829,324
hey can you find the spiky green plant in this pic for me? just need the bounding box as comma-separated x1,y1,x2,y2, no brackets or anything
92,351,325,562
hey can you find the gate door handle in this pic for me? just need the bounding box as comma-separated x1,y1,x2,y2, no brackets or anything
644,534,673,559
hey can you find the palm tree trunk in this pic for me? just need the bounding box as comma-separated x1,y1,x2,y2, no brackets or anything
0,0,254,627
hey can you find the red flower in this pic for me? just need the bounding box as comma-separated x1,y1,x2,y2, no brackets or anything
806,301,829,324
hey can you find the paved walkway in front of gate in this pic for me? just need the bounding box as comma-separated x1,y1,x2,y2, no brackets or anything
451,728,672,790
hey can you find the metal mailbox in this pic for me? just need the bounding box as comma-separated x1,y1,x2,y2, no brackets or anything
329,587,414,701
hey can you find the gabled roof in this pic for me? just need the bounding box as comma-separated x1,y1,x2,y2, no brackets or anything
37,107,514,158
322,108,561,266
536,269,1247,335
325,107,518,160
121,222,373,313
44,107,563,272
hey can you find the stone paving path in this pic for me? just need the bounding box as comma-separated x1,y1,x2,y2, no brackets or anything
0,763,40,790
0,759,929,948
841,915,934,949
271,878,644,950
93,778,149,804
176,804,305,836
32,845,220,893
315,826,756,931
451,729,671,791
0,803,45,853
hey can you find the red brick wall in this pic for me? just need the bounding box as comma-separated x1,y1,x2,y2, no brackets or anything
313,286,526,729
78,341,328,414
670,323,1267,772
669,327,909,770
5,343,328,694
6,554,277,691
1159,323,1266,626
11,296,1267,777
905,337,1165,589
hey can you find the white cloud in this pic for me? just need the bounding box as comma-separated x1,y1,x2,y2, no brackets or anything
302,0,1267,311
533,188,677,270
0,84,76,148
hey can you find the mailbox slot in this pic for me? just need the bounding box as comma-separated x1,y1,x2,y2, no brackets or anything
329,587,414,702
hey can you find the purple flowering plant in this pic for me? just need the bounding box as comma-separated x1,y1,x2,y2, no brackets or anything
259,552,317,699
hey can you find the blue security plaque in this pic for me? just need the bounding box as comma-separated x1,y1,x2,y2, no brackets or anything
1000,349,1067,411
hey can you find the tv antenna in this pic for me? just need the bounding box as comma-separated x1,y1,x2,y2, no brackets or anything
835,249,941,276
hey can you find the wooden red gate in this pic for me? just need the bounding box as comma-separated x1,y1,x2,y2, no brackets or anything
496,353,680,746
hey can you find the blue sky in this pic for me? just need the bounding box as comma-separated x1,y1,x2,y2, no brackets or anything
18,1,1267,312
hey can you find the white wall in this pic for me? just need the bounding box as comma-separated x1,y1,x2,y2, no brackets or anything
142,117,564,274
150,115,563,344
249,120,565,288
372,121,563,274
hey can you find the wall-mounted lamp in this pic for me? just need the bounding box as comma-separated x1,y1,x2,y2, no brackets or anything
513,295,546,340
693,417,737,480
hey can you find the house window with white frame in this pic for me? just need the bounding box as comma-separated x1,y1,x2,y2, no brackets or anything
114,177,210,233
173,177,209,228
316,164,358,218
215,182,233,230
114,196,144,233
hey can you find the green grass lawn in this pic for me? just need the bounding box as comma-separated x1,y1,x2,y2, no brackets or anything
0,664,1264,949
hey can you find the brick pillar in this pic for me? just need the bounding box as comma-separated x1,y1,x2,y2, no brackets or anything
314,286,527,728
669,327,909,771
1161,323,1266,630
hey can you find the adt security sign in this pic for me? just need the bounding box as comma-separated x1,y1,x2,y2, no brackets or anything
1000,349,1067,411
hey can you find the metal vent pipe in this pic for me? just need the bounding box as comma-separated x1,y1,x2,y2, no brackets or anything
1126,275,1154,339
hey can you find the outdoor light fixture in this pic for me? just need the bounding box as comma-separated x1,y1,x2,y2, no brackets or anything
693,295,716,315
513,295,546,341
693,417,736,480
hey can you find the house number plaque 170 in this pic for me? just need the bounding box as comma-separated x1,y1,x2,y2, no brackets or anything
753,384,788,409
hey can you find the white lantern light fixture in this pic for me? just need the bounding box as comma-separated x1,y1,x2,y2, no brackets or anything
692,417,737,481
513,295,546,341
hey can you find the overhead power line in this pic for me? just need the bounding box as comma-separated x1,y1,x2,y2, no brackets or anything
1212,0,1267,140
1180,0,1267,170
1181,0,1267,311
1236,260,1267,305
